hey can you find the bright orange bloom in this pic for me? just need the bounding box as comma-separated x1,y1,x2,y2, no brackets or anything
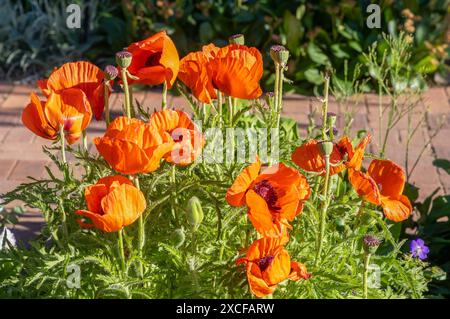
291,135,371,176
209,44,263,99
178,44,219,103
236,237,310,297
125,31,179,88
149,109,204,166
349,159,412,222
94,116,174,175
179,43,263,101
226,157,310,237
22,89,92,145
75,176,146,232
37,61,107,120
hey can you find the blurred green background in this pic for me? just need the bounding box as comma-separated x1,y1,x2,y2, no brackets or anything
0,0,448,94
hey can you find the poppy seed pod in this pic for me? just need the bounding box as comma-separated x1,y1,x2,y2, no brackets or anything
270,45,289,66
116,51,132,68
318,141,334,157
186,196,204,231
104,65,119,81
229,34,245,45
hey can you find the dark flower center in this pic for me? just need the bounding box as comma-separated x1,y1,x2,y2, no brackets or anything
171,131,184,143
254,179,279,210
145,52,162,67
257,256,274,271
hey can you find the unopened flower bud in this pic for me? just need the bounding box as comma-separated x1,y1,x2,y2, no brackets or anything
186,196,204,231
172,228,186,248
363,235,381,254
318,141,334,157
116,51,132,68
270,45,290,66
229,34,245,45
104,65,118,81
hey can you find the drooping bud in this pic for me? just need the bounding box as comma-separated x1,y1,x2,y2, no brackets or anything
115,51,132,68
318,140,334,157
327,112,337,128
363,235,381,254
172,228,186,248
270,45,289,67
186,196,204,231
104,65,119,81
229,34,245,45
265,92,275,107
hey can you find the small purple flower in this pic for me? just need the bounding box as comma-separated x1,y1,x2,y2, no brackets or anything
410,238,429,260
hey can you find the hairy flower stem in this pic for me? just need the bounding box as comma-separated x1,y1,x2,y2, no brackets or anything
273,63,280,128
118,229,127,279
121,68,132,118
82,130,88,152
170,165,180,227
314,155,331,266
162,81,168,109
363,251,371,298
133,176,144,278
104,83,111,127
276,65,284,128
217,90,223,128
228,96,234,126
321,75,330,140
59,126,67,164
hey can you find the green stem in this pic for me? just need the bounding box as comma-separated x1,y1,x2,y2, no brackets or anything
273,63,281,128
118,229,127,278
133,176,144,278
363,252,371,299
60,126,66,163
217,90,223,128
170,165,180,227
321,75,330,140
82,130,88,152
162,81,168,109
228,96,234,126
121,68,131,118
314,155,331,266
378,82,383,154
104,82,111,127
276,65,284,128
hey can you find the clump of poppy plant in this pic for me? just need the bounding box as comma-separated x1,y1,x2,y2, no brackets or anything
1,30,431,299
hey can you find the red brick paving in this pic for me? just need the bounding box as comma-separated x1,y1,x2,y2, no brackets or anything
1,83,449,241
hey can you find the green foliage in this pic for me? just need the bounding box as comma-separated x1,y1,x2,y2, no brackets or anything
1,0,448,94
403,159,450,298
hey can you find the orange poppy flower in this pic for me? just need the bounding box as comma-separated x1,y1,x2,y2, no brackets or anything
125,31,179,88
149,109,204,166
226,157,310,237
37,61,107,121
75,175,146,232
236,237,310,297
291,134,371,176
178,44,220,103
22,89,92,145
209,44,263,99
94,116,174,174
348,159,412,222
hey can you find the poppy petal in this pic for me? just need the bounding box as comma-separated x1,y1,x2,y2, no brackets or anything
225,157,261,206
368,159,406,198
381,195,412,222
348,169,381,205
